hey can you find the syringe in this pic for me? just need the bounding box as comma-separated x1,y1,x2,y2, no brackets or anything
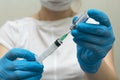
36,33,69,63
36,11,89,63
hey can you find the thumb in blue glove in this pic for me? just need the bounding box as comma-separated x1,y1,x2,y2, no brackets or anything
0,48,44,80
71,9,115,73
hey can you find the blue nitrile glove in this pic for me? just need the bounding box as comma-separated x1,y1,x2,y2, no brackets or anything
0,48,44,80
71,9,115,73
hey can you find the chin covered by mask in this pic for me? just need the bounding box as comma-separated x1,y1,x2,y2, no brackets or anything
40,0,72,11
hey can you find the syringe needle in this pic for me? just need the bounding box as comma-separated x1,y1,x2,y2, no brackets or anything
67,31,71,34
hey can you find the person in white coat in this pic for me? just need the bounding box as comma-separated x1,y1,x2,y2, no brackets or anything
0,0,118,80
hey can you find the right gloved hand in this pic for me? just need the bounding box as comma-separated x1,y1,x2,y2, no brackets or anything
0,48,44,80
71,9,115,73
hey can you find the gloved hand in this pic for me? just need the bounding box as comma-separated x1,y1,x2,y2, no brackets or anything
71,9,115,73
0,48,44,80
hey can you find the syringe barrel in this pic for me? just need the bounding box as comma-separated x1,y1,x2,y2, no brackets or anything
36,39,62,63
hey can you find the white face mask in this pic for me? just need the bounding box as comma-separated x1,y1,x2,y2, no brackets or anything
40,0,72,11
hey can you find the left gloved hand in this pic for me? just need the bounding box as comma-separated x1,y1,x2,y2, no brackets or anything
0,48,44,80
71,9,115,73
